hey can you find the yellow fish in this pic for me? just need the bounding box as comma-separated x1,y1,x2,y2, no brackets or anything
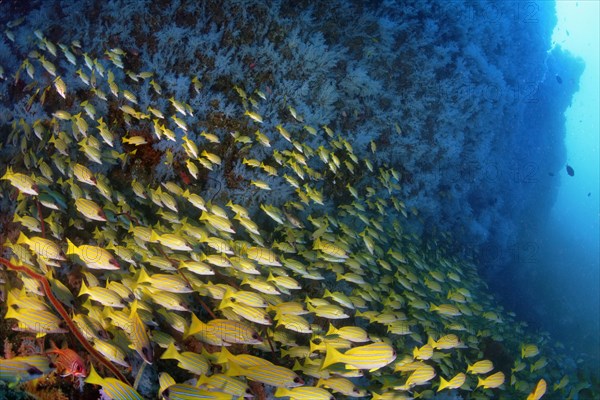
467,360,494,374
227,362,303,388
274,386,334,400
321,342,396,372
397,364,436,390
437,372,466,392
477,371,505,389
85,365,142,399
17,232,65,260
1,167,38,195
521,343,540,359
66,238,119,270
74,198,106,221
527,378,547,400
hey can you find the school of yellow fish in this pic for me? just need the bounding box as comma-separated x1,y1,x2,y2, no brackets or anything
0,27,595,400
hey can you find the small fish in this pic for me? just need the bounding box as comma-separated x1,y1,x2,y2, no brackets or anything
476,371,505,389
46,340,87,377
467,360,494,374
0,358,45,385
521,343,540,359
6,306,68,337
66,238,119,270
75,197,106,221
566,164,574,176
553,375,569,391
397,364,436,390
150,231,192,251
244,110,263,123
85,365,143,399
17,232,65,260
122,135,148,146
162,384,233,400
431,334,460,349
274,387,334,400
127,301,153,364
437,372,466,392
1,167,39,195
78,280,125,308
73,163,97,185
200,211,235,233
326,324,369,343
53,76,67,98
527,378,547,400
246,246,281,266
317,376,367,397
321,342,396,372
412,343,433,360
196,373,250,398
137,269,193,293
187,315,262,345
227,362,303,388
160,343,209,375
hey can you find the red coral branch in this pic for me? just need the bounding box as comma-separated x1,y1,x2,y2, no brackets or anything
0,256,130,384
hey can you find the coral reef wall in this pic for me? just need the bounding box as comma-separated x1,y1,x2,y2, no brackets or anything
0,0,579,276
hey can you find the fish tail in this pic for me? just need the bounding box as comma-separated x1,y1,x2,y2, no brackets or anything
16,232,29,246
321,343,343,370
160,343,179,360
5,306,18,320
225,360,245,377
185,313,205,339
65,238,78,256
437,377,450,392
325,323,337,336
427,336,436,347
136,268,151,285
78,280,89,297
84,365,104,386
1,166,12,180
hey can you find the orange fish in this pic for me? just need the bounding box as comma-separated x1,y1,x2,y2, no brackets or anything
46,340,87,377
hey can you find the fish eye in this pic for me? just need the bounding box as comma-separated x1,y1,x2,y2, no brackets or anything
293,377,301,383
252,333,259,339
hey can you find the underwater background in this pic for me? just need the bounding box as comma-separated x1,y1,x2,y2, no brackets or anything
0,0,598,399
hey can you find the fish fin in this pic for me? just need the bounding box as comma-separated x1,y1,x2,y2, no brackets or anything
325,323,337,336
185,313,205,339
160,342,179,361
321,343,343,370
225,360,246,377
476,377,484,388
438,377,450,392
16,232,29,245
84,364,104,386
78,280,89,296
